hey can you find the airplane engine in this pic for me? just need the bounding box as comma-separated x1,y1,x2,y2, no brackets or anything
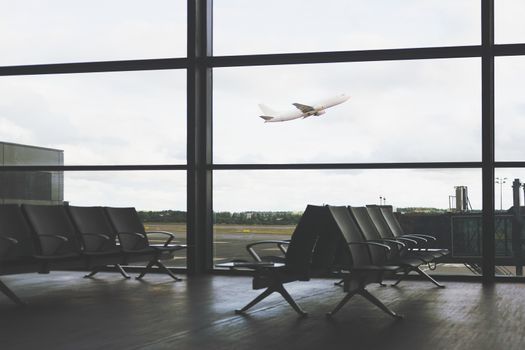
314,110,326,116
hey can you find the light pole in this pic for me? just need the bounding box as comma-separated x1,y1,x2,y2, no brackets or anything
495,177,508,210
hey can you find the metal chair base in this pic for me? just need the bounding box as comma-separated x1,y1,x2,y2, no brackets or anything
135,259,182,281
327,287,402,320
84,264,131,279
235,283,307,317
0,279,26,306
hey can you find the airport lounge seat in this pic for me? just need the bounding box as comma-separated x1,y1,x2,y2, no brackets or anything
349,206,445,288
0,204,41,305
67,205,157,279
366,205,443,262
325,205,403,319
220,205,337,316
22,204,126,273
105,207,187,281
378,205,449,257
1,204,88,305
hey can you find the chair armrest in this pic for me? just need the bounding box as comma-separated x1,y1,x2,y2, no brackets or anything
0,236,19,257
246,240,290,262
38,234,69,255
407,233,437,241
394,237,419,245
348,241,391,252
118,232,148,250
401,234,429,243
369,238,406,248
81,233,111,252
145,231,175,246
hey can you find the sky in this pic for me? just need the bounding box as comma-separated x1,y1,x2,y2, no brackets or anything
1,0,525,211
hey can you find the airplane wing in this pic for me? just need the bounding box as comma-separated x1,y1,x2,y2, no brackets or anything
292,103,315,113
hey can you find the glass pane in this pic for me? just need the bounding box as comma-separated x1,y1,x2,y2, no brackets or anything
214,0,480,55
0,170,187,267
0,170,63,205
213,169,481,276
495,0,525,44
214,59,481,164
496,56,525,161
0,70,186,165
66,170,187,268
493,168,525,277
0,0,186,65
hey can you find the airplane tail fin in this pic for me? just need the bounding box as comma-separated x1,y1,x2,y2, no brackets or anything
259,115,274,122
258,104,278,116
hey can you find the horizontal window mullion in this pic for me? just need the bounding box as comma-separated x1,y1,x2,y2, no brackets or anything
212,162,482,170
495,162,525,168
0,58,189,76
208,46,482,68
494,43,525,56
0,165,187,171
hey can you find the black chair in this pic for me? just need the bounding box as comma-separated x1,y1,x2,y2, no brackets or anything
349,206,445,288
22,205,126,273
378,205,449,257
366,205,442,262
67,206,136,279
326,205,403,319
104,207,186,281
227,205,336,316
0,204,41,305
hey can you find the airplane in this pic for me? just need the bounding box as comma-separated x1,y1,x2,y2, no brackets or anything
258,93,350,123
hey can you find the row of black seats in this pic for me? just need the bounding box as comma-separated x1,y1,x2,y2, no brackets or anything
226,205,448,319
0,204,186,306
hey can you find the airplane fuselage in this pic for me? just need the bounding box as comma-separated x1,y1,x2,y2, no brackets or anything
260,93,350,123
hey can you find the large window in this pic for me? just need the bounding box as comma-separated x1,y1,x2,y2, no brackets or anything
0,70,186,165
214,59,481,164
495,0,525,44
1,0,523,281
0,0,187,65
65,170,187,268
213,169,482,276
495,56,525,161
214,0,480,55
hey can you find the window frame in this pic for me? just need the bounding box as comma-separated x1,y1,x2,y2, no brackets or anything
2,0,525,282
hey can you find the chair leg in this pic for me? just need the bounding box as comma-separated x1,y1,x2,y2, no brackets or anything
415,266,445,288
275,284,307,317
391,268,410,286
235,287,275,314
156,261,182,281
115,264,131,279
392,266,445,288
235,283,307,316
358,289,403,319
136,259,182,281
84,266,102,278
0,279,25,306
136,259,157,280
326,289,359,317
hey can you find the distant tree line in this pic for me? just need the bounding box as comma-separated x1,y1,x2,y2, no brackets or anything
397,207,448,214
138,210,302,225
138,210,186,223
